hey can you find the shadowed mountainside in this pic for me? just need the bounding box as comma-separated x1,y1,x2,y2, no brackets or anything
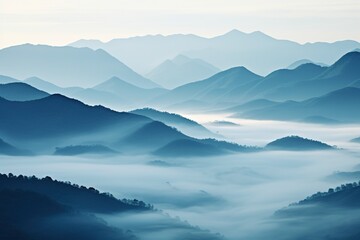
0,82,49,101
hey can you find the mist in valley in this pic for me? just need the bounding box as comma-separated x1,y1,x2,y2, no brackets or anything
1,119,359,239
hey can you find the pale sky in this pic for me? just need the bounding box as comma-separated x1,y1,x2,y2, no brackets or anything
0,0,359,48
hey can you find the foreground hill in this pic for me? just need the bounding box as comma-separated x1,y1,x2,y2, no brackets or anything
262,182,360,240
0,173,222,240
146,54,220,89
0,82,49,101
0,44,159,88
266,136,334,151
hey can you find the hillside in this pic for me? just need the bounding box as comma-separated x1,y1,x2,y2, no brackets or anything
235,87,360,123
130,108,217,138
152,66,263,108
266,136,334,151
264,182,360,240
0,173,223,240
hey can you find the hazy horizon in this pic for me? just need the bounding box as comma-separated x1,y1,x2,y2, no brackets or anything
1,0,359,48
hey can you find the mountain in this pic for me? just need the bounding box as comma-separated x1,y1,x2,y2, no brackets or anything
93,76,168,103
265,182,360,240
287,59,328,69
265,51,360,101
54,145,118,156
146,54,220,89
236,87,360,123
0,82,49,101
23,77,132,110
69,29,360,75
0,173,222,240
0,93,153,152
152,66,263,109
266,136,334,151
0,75,19,84
244,63,328,101
70,34,208,74
0,44,159,88
351,137,360,143
0,138,31,156
130,108,217,138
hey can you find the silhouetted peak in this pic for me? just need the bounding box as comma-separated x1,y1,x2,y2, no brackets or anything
223,29,246,37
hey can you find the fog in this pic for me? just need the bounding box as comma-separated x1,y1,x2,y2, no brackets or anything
1,118,360,239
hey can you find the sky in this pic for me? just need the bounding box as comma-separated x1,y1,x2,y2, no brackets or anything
0,0,359,48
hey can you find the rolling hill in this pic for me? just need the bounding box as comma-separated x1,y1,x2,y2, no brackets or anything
0,82,49,101
0,44,159,88
266,136,334,151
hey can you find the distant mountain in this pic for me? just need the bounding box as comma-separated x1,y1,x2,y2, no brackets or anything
0,44,159,88
0,173,222,240
351,137,360,143
244,63,327,100
0,82,49,101
266,136,333,151
130,108,217,138
152,66,263,109
69,29,360,76
237,87,360,123
265,51,360,101
287,59,328,69
265,182,360,240
93,76,168,103
0,138,31,156
23,77,132,110
24,76,81,94
54,145,118,156
0,75,19,84
146,54,220,89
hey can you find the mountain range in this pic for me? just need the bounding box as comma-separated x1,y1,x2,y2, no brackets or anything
152,51,360,112
0,44,159,88
69,29,360,76
233,87,360,123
